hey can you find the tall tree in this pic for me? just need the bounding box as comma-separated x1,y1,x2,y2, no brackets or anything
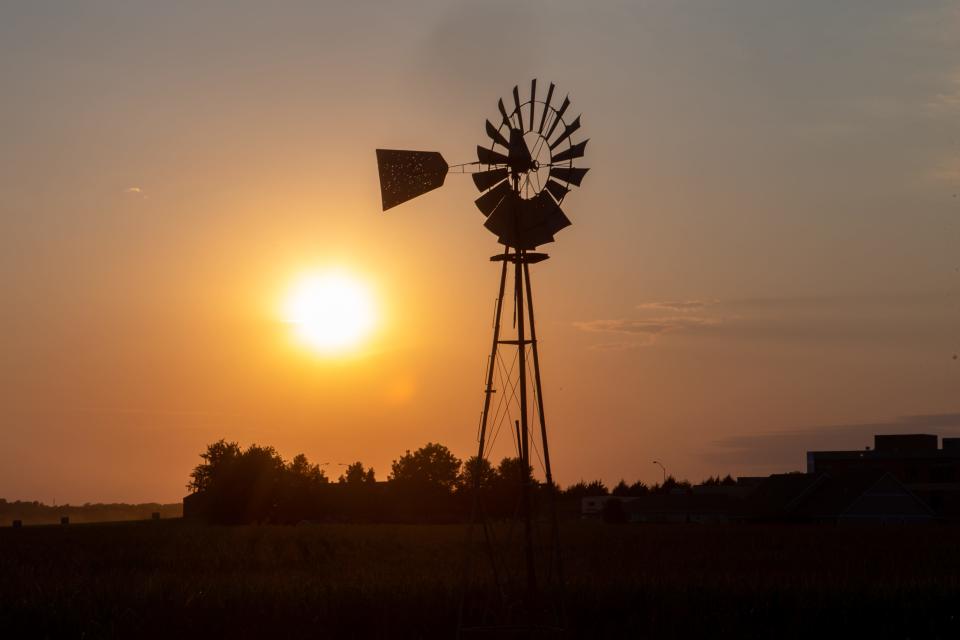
288,453,328,484
338,461,376,484
389,443,462,493
188,439,241,492
459,456,496,493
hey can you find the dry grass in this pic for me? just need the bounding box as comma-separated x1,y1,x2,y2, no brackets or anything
2,520,959,638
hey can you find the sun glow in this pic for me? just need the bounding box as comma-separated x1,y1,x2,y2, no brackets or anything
283,270,377,355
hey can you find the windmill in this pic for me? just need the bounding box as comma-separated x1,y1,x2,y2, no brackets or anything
376,80,588,636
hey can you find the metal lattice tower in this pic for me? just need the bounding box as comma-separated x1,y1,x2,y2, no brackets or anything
375,79,589,636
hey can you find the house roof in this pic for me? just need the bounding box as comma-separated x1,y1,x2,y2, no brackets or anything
793,470,933,519
744,470,934,520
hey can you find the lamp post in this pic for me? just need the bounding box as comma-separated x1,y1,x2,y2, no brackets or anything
652,460,666,484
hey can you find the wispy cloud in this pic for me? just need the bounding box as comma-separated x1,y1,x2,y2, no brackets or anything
706,412,960,470
588,340,650,351
574,317,717,336
927,157,960,184
123,186,147,199
636,299,718,312
574,314,721,349
576,291,957,350
576,296,729,348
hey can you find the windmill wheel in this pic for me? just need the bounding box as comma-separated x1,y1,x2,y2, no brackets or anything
473,80,589,250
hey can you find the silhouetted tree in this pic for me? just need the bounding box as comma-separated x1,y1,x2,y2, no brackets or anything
459,456,496,493
188,442,333,524
628,480,650,496
563,481,589,500
288,454,328,484
482,457,537,517
651,475,692,494
494,457,535,487
585,480,609,495
205,444,287,523
338,461,376,484
332,461,378,522
389,443,462,521
390,443,461,491
563,480,609,499
188,439,241,492
612,480,631,497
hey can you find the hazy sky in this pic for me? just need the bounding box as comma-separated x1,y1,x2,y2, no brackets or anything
2,1,960,503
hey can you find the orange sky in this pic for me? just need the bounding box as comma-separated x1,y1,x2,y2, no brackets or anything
2,1,960,503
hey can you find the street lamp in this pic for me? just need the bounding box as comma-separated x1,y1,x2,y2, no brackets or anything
652,460,666,483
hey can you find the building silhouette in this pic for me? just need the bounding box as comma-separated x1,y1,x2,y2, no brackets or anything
807,433,960,518
580,433,957,524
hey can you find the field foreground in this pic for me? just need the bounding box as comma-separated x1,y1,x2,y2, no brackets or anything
2,520,960,638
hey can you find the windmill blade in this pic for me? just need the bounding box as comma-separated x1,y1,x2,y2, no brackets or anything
550,139,588,163
544,95,570,142
472,167,508,192
523,212,569,248
549,166,589,187
474,180,513,216
477,145,510,166
484,192,573,249
526,192,571,230
529,79,537,132
541,202,572,235
485,120,509,148
519,227,556,249
538,82,555,133
375,149,448,211
520,194,571,248
519,192,552,228
544,179,569,202
512,85,524,132
498,98,511,127
549,116,582,151
483,191,522,244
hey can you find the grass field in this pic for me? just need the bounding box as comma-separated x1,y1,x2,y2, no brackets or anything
3,520,960,638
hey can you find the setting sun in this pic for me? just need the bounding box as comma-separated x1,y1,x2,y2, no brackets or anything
282,270,377,354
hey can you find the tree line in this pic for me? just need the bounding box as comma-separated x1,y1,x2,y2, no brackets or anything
186,439,722,524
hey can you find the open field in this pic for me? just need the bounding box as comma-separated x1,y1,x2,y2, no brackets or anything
0,501,182,526
3,520,960,638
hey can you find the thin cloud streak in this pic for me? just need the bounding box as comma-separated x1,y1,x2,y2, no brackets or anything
636,299,718,312
706,412,960,470
574,316,718,335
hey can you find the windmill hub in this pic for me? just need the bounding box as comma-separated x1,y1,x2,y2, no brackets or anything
376,79,588,251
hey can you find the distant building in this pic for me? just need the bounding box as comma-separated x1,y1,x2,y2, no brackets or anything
742,470,934,524
581,496,626,518
580,471,933,524
807,434,960,518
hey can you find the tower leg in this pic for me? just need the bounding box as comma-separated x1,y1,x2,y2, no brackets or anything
514,248,538,604
524,260,566,622
459,247,564,634
458,248,509,637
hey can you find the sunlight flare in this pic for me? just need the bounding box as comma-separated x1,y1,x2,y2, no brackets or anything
282,269,377,355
